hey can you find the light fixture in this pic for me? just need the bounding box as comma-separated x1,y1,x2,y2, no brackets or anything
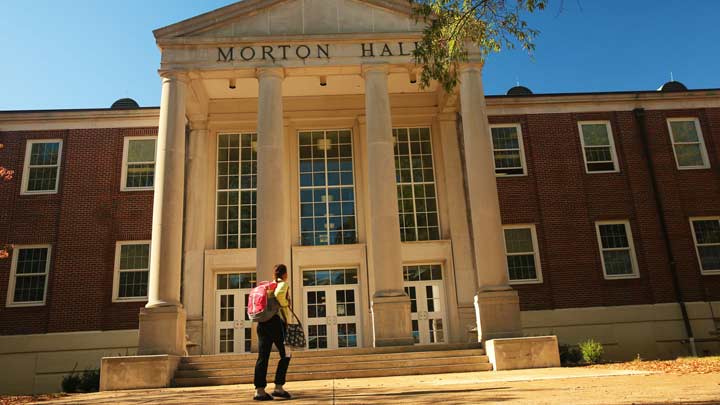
409,72,417,84
320,76,327,87
316,138,332,151
229,78,237,90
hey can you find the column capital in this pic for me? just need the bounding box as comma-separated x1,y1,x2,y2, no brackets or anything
361,63,390,78
188,118,208,131
256,66,285,80
458,62,484,74
159,70,191,83
437,112,458,122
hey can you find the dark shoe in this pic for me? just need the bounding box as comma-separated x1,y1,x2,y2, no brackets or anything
253,393,274,401
271,390,292,399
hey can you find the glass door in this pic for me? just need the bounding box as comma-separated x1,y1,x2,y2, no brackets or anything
403,265,447,344
215,272,256,354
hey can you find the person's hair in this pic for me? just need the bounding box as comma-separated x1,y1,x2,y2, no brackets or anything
273,264,288,280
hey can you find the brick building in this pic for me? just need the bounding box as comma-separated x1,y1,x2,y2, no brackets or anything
1,0,719,395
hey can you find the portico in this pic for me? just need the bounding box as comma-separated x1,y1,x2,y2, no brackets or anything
137,0,522,359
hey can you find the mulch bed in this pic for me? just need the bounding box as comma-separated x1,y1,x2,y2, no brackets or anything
0,394,68,405
589,356,720,375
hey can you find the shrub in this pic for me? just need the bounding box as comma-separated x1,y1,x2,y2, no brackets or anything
61,367,100,393
559,344,583,366
579,339,604,364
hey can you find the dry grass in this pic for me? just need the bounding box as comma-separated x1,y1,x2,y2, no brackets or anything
0,394,67,405
590,356,720,375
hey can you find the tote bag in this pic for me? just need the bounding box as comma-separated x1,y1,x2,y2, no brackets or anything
286,307,306,348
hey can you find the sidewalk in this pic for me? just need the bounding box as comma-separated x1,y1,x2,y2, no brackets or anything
31,367,720,404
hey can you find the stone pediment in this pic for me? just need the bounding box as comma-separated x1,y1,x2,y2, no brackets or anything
154,0,425,41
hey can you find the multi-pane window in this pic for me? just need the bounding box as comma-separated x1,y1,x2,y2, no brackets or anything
302,268,358,286
7,246,51,306
403,265,443,282
490,124,526,176
299,130,356,246
113,242,150,301
22,140,62,194
393,127,440,242
122,137,156,190
217,133,257,249
503,225,542,284
667,118,711,169
595,221,639,279
690,218,720,275
578,121,619,173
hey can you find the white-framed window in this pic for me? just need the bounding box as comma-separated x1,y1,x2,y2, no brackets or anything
689,217,720,275
490,124,526,176
216,133,257,249
6,245,52,307
595,221,639,279
578,121,619,173
113,241,151,302
393,127,441,242
21,139,62,194
502,224,543,284
667,118,711,169
121,136,157,191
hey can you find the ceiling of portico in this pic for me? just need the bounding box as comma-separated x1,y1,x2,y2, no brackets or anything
199,72,437,99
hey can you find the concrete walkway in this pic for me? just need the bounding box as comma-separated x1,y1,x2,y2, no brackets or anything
32,368,720,404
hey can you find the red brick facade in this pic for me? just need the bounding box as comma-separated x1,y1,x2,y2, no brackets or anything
0,104,718,335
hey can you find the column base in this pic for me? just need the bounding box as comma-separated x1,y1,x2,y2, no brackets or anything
371,294,415,347
474,289,522,342
138,306,187,356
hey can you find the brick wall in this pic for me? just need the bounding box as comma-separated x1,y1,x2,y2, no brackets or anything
0,105,718,335
492,107,720,311
0,127,155,335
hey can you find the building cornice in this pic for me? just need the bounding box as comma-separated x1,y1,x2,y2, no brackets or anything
0,108,160,131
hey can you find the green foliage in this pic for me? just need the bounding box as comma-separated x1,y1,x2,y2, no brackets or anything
559,344,583,366
410,0,546,92
61,367,100,393
579,339,604,364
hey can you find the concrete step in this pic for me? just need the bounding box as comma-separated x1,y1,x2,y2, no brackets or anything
178,348,486,370
181,343,482,364
174,362,493,387
175,355,490,377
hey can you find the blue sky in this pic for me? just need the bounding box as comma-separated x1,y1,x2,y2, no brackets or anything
1,0,718,110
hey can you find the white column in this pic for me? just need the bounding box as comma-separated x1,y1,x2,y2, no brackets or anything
362,64,414,347
183,118,210,354
458,64,521,341
138,72,188,356
255,67,290,282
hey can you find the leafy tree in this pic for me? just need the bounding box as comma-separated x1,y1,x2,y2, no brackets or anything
0,143,13,259
410,0,546,92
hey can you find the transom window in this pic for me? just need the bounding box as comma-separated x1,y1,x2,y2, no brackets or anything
7,246,51,306
578,121,619,173
22,140,62,194
503,225,542,284
595,221,639,279
490,124,526,176
667,118,711,169
113,242,150,301
393,127,440,242
689,217,720,275
217,133,257,249
303,268,358,286
403,265,443,282
121,137,156,190
299,130,356,246
217,272,257,290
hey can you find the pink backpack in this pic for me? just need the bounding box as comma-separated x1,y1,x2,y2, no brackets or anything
247,281,279,322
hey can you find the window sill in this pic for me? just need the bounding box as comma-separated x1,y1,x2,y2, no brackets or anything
603,274,640,280
700,270,720,276
112,297,148,303
120,187,154,192
6,301,46,308
509,279,543,285
20,190,58,196
676,166,711,171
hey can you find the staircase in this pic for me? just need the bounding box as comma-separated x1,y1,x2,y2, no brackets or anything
174,343,492,387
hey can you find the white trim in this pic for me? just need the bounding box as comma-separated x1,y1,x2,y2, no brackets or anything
120,136,157,192
20,139,63,195
577,121,620,174
112,241,151,303
502,224,543,285
688,216,720,276
6,245,52,307
666,117,711,170
594,220,640,280
489,123,527,177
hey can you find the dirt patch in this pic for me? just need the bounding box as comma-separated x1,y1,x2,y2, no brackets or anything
590,356,720,375
0,394,67,405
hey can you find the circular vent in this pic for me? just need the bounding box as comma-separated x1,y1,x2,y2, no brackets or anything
658,81,688,92
506,86,533,96
111,98,140,109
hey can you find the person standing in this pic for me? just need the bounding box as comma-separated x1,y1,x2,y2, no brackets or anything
253,264,292,401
